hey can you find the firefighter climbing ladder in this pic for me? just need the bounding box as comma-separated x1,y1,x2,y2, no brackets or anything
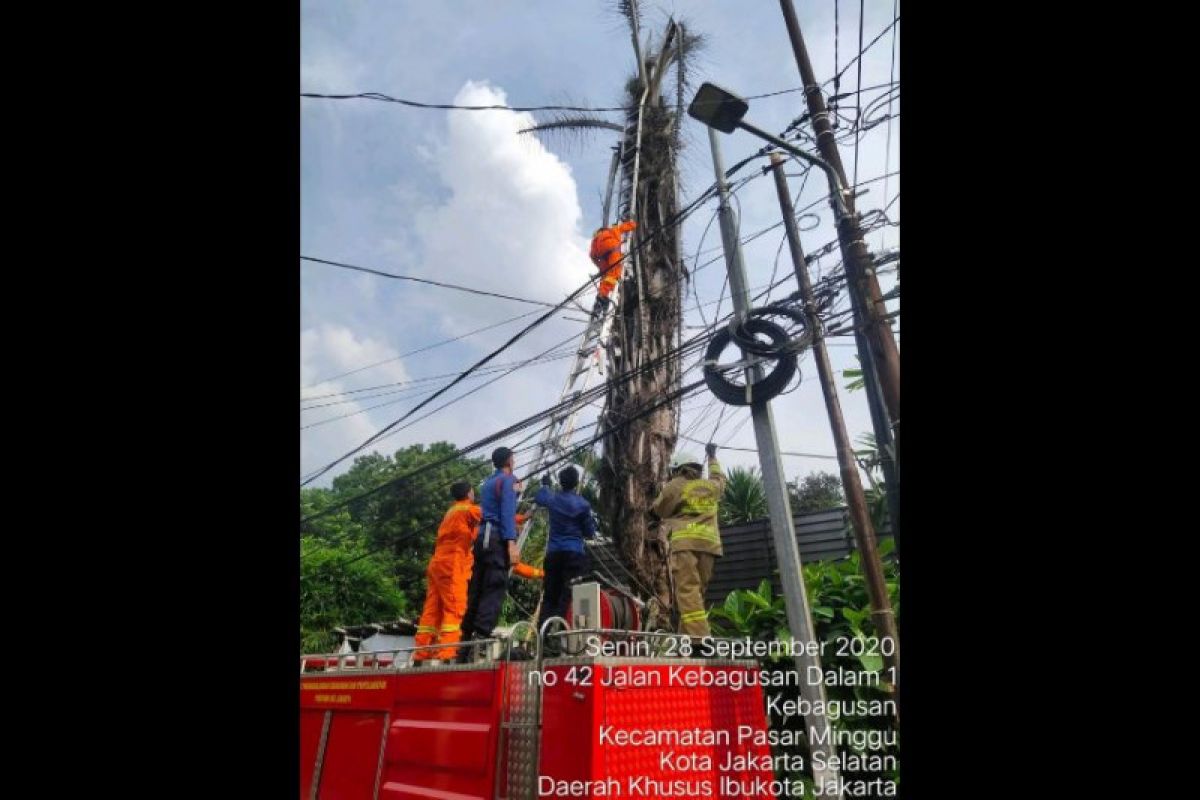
510,72,649,562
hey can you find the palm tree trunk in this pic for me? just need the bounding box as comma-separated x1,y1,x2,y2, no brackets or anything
598,62,686,622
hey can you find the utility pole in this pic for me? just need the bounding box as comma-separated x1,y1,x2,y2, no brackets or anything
846,268,901,557
708,129,843,799
769,153,899,696
777,0,900,433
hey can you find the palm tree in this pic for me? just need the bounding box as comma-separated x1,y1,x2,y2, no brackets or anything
720,467,769,525
523,4,703,624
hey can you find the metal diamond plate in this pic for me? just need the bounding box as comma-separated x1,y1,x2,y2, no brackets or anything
504,661,542,800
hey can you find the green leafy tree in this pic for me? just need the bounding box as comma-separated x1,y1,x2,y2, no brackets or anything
789,471,844,513
839,363,895,533
720,467,769,525
842,355,866,393
327,444,489,565
299,442,490,641
300,536,409,653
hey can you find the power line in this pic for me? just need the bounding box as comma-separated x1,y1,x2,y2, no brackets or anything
322,332,579,446
677,433,836,461
300,319,726,525
827,14,900,87
301,113,888,498
301,264,884,569
301,307,543,389
853,0,865,191
301,255,561,308
303,418,552,556
301,349,578,409
880,0,899,250
299,85,816,114
300,93,631,112
310,400,671,578
301,326,584,484
302,377,711,575
833,0,841,114
719,411,753,447
300,144,776,485
688,169,901,280
300,154,844,544
313,119,883,425
300,349,576,431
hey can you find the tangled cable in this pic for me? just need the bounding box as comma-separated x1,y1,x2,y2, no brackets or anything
702,300,811,406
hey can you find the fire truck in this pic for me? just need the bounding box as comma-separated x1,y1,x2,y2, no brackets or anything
300,582,778,800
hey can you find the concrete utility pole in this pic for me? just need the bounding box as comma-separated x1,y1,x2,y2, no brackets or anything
777,0,900,432
707,129,843,799
769,153,899,697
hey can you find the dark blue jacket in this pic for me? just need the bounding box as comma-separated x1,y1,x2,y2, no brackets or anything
480,470,518,541
534,487,596,554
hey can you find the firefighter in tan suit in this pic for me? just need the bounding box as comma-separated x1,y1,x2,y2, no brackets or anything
652,443,726,637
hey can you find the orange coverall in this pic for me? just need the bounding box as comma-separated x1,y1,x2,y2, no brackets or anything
415,508,541,660
590,220,637,299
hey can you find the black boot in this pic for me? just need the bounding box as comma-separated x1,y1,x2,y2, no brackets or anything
455,634,475,665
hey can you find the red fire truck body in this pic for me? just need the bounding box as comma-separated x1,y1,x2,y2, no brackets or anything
300,654,778,800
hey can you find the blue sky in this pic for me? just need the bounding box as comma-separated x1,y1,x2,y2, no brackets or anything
301,0,899,486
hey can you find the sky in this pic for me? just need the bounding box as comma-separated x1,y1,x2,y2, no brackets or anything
300,0,900,488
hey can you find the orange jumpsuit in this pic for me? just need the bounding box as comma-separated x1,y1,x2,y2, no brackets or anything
590,220,637,299
415,501,481,660
415,508,541,660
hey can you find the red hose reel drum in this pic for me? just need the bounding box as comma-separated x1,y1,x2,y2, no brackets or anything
564,587,641,631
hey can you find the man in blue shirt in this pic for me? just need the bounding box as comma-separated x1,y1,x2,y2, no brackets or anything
534,466,596,637
460,446,523,656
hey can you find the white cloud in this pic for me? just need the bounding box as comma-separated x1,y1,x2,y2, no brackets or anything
300,325,412,481
300,80,602,463
299,80,603,483
412,81,595,332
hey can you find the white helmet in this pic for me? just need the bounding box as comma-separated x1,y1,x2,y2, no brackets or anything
670,451,702,471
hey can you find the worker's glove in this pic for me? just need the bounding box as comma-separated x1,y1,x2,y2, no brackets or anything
507,540,520,565
705,442,718,458
541,474,552,487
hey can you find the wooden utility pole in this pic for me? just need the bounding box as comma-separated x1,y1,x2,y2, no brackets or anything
769,154,899,695
777,0,900,429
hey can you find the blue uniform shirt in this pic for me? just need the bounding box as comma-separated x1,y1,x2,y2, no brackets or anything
534,487,596,554
480,470,518,541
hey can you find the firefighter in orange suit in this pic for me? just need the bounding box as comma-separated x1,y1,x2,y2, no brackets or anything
589,219,637,314
414,482,541,663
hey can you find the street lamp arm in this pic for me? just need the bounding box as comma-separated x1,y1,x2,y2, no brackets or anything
734,119,850,219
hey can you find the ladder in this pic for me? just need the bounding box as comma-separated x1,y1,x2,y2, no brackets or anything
512,86,649,560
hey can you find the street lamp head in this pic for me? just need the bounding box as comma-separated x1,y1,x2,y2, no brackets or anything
687,82,748,134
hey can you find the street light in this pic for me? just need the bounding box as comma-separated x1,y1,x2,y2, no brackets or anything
689,80,904,565
687,82,850,219
686,82,748,133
